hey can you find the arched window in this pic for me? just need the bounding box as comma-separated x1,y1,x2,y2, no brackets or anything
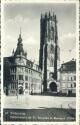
50,44,54,53
74,83,76,87
71,84,72,88
51,26,54,40
25,83,28,89
50,58,54,67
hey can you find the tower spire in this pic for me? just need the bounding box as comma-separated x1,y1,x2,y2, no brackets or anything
19,27,21,37
41,13,42,19
49,11,51,17
18,27,22,43
45,12,47,18
20,27,21,35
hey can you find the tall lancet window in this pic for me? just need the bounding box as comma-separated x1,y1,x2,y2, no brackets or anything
51,26,54,40
50,58,54,67
50,44,54,54
48,21,51,42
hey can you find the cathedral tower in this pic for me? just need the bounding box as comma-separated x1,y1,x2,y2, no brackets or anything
39,12,60,92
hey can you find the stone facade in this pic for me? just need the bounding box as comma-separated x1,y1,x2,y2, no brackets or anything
60,60,76,96
39,12,60,92
3,32,42,96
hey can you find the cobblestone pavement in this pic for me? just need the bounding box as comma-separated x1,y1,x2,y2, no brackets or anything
3,95,76,109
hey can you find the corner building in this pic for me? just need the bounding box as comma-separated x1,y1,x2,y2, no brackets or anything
60,60,76,96
3,32,42,95
39,12,60,92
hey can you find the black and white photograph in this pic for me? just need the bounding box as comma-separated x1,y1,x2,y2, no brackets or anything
2,0,79,124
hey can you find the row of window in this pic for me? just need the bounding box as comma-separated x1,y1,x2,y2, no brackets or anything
25,83,41,90
10,67,41,77
31,84,41,90
9,83,17,89
32,78,41,83
11,75,16,81
10,67,32,73
9,82,41,90
62,75,76,81
11,75,41,83
69,83,76,88
25,68,41,77
25,68,33,74
62,82,76,88
25,75,41,83
11,75,23,81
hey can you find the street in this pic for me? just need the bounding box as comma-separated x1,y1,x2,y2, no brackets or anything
3,95,76,109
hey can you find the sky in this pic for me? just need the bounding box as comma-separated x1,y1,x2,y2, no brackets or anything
3,3,76,64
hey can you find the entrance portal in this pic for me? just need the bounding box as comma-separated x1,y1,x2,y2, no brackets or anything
19,86,23,94
68,90,72,96
49,82,57,92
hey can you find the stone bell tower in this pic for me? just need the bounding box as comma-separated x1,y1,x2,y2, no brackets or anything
39,11,60,92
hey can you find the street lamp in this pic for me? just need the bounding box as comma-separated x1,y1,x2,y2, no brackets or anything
16,79,18,100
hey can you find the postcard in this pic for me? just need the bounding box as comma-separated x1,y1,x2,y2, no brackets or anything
1,0,79,125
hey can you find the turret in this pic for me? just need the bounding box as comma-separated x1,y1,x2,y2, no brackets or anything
49,11,51,18
45,12,47,19
14,28,27,58
12,49,14,56
17,28,23,46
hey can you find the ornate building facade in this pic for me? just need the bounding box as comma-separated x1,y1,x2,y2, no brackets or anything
3,32,42,95
39,12,60,92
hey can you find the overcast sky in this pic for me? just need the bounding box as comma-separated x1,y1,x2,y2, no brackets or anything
3,3,76,64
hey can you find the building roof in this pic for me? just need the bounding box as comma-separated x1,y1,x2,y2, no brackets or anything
14,31,27,57
4,30,41,73
60,60,76,72
4,56,41,73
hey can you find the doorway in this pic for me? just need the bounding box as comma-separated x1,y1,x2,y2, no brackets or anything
19,86,23,94
49,82,57,92
68,90,72,96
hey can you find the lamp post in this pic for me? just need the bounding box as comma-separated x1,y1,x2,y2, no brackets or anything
17,78,18,100
31,77,33,95
16,67,19,100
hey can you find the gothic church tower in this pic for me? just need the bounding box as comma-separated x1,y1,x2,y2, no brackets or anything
39,12,60,92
